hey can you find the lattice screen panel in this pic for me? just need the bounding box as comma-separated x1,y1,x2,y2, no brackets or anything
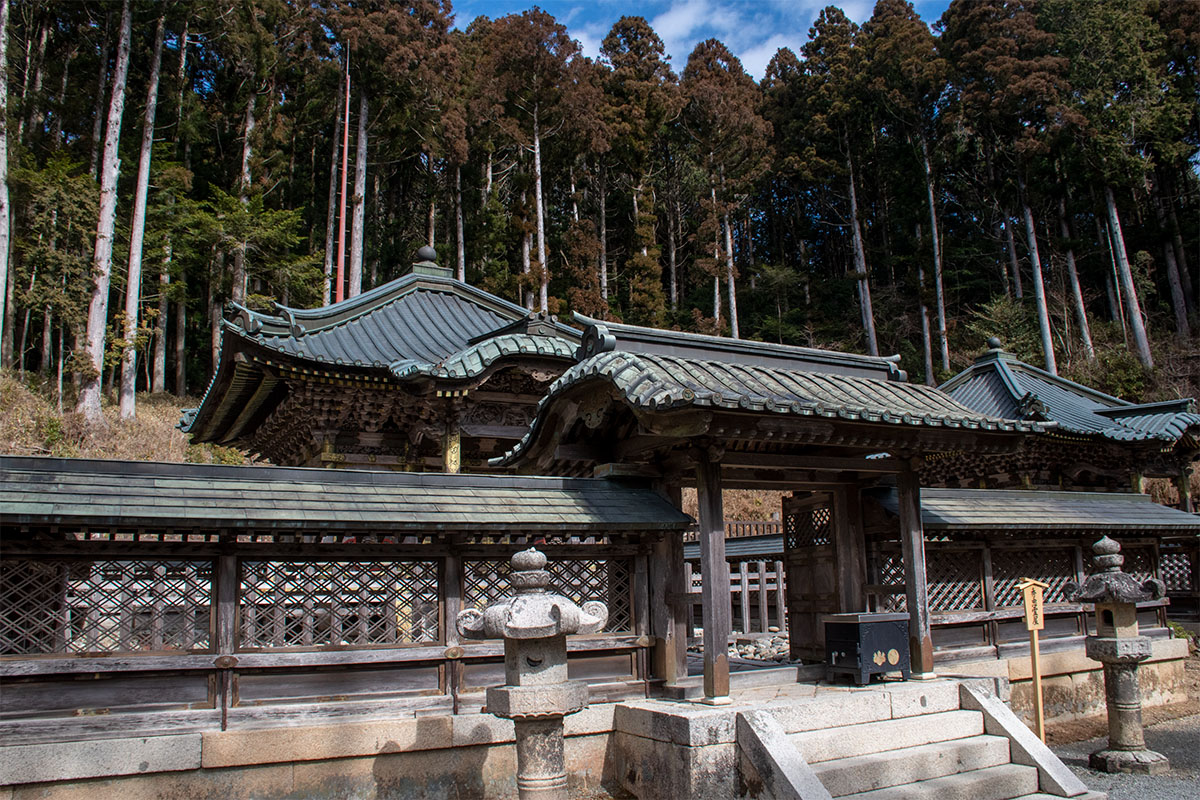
785,506,831,549
463,558,632,632
239,560,439,649
1,558,212,655
927,550,985,611
1114,546,1155,584
1161,549,1194,592
992,548,1075,607
876,552,906,612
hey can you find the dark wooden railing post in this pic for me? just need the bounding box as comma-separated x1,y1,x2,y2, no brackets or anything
897,466,935,676
695,451,731,703
215,552,238,730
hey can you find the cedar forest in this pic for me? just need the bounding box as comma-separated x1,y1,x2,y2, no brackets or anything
0,0,1197,430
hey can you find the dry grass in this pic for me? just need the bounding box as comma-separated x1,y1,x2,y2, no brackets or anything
0,370,245,464
681,488,786,521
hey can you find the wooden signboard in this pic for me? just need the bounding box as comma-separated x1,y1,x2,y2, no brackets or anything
1018,577,1050,741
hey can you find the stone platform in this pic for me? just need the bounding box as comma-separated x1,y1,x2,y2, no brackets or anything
1,677,1109,799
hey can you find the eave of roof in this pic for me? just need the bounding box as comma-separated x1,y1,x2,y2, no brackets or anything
867,487,1200,532
0,456,693,532
941,347,1200,444
494,350,1046,467
573,313,905,381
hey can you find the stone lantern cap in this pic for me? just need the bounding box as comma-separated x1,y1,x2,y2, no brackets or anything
1064,536,1165,604
456,548,609,640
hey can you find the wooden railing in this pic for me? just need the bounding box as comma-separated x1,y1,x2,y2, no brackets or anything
685,558,787,636
682,519,783,543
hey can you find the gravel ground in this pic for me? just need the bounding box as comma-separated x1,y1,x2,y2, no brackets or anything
1052,713,1200,799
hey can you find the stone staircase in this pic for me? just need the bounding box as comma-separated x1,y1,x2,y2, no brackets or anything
740,680,1104,800
613,678,1104,800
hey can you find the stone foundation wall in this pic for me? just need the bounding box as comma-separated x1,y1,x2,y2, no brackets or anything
0,707,616,800
950,636,1190,725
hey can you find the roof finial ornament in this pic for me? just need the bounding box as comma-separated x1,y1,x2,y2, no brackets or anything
416,245,437,263
986,336,1003,351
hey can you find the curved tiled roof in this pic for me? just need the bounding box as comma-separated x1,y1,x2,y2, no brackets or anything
495,350,1046,465
181,271,579,441
942,347,1200,443
389,334,578,380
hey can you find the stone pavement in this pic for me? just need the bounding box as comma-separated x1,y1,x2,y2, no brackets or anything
1052,714,1200,800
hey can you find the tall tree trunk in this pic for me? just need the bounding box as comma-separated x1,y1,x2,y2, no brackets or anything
174,296,185,396
323,117,338,304
88,11,112,179
1003,213,1024,299
40,308,50,373
19,15,47,145
667,197,677,310
77,0,132,424
49,45,73,148
1105,184,1153,368
0,0,10,366
532,105,548,313
598,161,607,302
1057,195,1095,361
153,244,170,392
1017,175,1056,375
847,155,878,357
919,134,948,372
723,211,738,338
231,91,256,307
335,56,349,302
711,186,721,324
348,92,367,297
521,225,532,311
1161,171,1194,311
916,224,934,386
118,14,165,420
1148,176,1190,339
209,280,219,373
454,164,465,282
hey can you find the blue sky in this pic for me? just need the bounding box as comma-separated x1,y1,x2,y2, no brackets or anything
452,0,952,80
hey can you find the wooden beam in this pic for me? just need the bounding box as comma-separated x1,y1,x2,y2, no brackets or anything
897,466,935,676
695,452,731,703
719,453,903,474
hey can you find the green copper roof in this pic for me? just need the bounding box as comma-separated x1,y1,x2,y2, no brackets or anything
868,487,1200,532
941,345,1200,443
0,456,692,532
495,349,1047,466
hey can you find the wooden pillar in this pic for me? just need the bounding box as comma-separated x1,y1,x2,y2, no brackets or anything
832,485,867,612
442,427,461,474
215,553,238,730
695,452,731,703
897,466,934,676
650,484,688,685
1176,468,1193,513
443,549,464,713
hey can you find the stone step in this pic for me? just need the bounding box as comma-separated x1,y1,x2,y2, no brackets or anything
843,763,1039,800
812,734,1011,797
792,709,984,763
1012,793,1106,800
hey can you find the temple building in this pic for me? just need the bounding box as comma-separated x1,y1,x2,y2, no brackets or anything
932,337,1200,500
181,248,579,471
3,252,1198,797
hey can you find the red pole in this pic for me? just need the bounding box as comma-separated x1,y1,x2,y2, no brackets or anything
336,50,350,303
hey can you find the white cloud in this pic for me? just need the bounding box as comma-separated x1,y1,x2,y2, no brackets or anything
737,33,805,81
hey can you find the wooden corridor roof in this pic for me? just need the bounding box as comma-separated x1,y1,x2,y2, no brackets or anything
0,456,693,533
867,487,1200,532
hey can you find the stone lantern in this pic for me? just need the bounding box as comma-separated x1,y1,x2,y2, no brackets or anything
456,548,608,800
1064,536,1168,775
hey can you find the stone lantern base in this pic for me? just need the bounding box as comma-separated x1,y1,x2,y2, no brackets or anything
1089,748,1170,775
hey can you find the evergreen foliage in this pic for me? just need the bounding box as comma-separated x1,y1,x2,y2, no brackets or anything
0,0,1196,417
